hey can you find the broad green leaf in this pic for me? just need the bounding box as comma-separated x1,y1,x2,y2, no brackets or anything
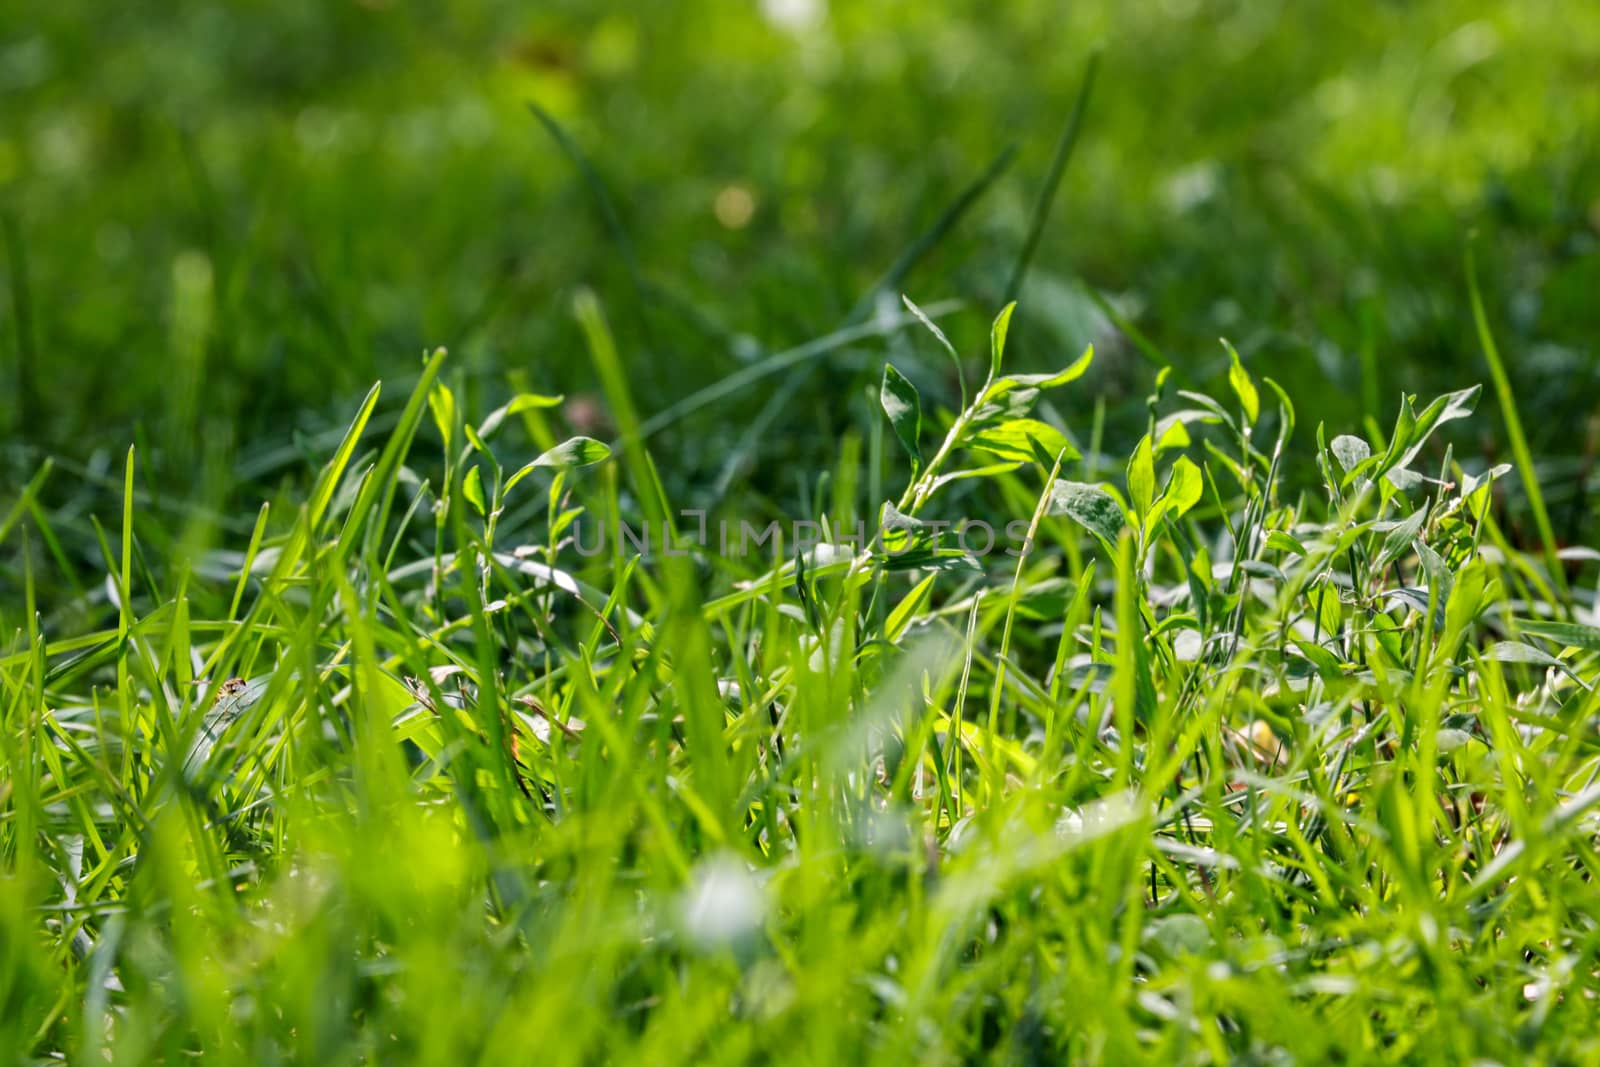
1291,634,1343,677
1396,384,1481,470
1148,913,1210,958
536,437,610,468
1175,391,1232,425
1222,339,1259,425
1333,521,1375,555
551,506,584,539
505,437,612,492
1154,414,1192,453
880,363,922,468
1048,481,1125,549
879,547,981,573
1028,343,1095,388
1240,560,1287,583
1460,463,1512,501
968,418,1076,466
508,392,564,414
1373,509,1426,570
462,465,485,517
1161,456,1203,520
880,499,928,552
1484,641,1562,667
1373,394,1418,477
885,573,938,641
1150,613,1201,639
1369,608,1406,663
477,392,565,439
428,381,456,450
1331,435,1370,473
1515,618,1600,653
1264,530,1307,555
1386,467,1425,492
972,385,1043,424
1127,434,1155,519
927,462,1024,494
980,345,1094,403
1444,561,1488,642
880,499,927,533
989,301,1017,378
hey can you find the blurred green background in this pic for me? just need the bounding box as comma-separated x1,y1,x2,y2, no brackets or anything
4,0,1599,516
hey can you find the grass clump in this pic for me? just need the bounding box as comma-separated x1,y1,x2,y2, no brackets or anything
4,293,1599,1064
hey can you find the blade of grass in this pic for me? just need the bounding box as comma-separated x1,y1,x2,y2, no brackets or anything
1003,51,1101,303
1466,240,1568,607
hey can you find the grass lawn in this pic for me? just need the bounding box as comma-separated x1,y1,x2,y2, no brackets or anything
4,2,1600,1062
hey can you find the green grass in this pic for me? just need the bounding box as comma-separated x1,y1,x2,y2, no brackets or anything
5,2,1600,1062
4,297,1600,1062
